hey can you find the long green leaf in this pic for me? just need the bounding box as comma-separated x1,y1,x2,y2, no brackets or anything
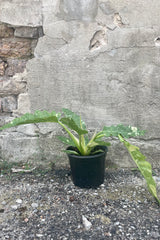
62,108,86,129
103,124,145,138
60,118,88,135
0,111,60,131
119,135,160,204
87,140,110,149
63,150,80,155
57,136,76,146
94,140,111,147
58,121,80,150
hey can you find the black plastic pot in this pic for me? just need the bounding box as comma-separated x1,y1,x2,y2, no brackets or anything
67,146,108,188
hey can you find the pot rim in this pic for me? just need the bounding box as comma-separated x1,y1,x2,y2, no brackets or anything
66,145,108,159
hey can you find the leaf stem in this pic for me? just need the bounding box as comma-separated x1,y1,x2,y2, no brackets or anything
58,121,80,150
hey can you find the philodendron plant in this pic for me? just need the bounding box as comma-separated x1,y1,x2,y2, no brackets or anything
0,108,159,204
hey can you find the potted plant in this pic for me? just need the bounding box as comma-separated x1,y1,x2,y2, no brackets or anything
0,108,159,204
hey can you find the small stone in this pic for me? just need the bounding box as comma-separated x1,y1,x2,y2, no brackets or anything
93,192,98,196
36,234,44,237
40,216,45,222
82,215,92,230
69,196,75,202
31,203,38,208
77,224,81,229
114,221,120,225
16,199,22,204
11,205,18,210
131,226,136,229
41,218,45,222
123,205,127,208
105,232,112,237
151,231,160,238
1,201,6,205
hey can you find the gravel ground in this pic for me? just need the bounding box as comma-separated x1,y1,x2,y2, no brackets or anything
0,167,160,240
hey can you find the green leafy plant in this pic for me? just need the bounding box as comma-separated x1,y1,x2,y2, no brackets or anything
0,108,159,204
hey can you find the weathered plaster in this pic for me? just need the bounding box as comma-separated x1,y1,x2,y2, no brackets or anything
0,0,160,167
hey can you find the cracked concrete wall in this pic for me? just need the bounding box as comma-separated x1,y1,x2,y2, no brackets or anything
0,0,160,168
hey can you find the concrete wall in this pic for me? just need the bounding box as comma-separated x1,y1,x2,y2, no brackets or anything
0,0,160,168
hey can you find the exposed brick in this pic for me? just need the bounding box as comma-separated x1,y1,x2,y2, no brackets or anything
0,38,33,58
13,93,31,115
5,59,27,77
0,71,27,97
0,61,8,76
1,96,17,112
14,26,44,39
0,23,14,38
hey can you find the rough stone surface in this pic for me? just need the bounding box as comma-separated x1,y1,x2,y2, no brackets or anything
0,71,27,97
13,93,31,115
58,0,98,22
0,23,14,38
0,38,34,58
14,26,44,39
0,0,42,27
0,132,41,163
0,17,41,143
1,96,17,112
0,61,8,76
0,0,160,167
5,59,27,77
